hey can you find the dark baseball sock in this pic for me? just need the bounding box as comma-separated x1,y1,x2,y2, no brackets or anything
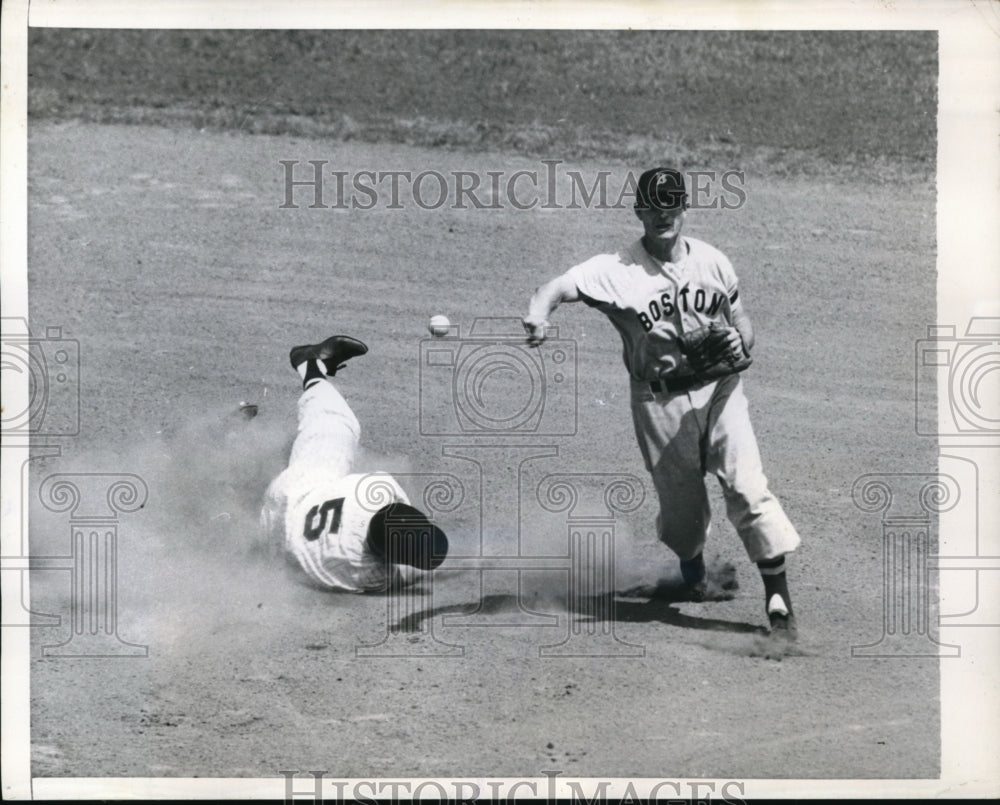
679,552,706,586
757,555,793,613
301,359,327,390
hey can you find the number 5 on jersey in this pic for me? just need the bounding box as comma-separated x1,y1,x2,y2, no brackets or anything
304,497,345,542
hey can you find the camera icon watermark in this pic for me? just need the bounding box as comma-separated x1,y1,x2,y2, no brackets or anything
418,317,577,436
1,317,80,436
915,317,1000,438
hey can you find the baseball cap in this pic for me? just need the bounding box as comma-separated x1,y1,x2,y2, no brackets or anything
366,502,449,570
635,167,688,210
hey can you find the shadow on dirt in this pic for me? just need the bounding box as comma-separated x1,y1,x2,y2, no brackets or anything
392,589,766,636
596,597,768,636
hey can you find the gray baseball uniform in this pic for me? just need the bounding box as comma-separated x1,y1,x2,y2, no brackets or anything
566,235,800,563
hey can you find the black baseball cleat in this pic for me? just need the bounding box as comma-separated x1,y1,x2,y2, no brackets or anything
684,579,709,603
289,335,369,376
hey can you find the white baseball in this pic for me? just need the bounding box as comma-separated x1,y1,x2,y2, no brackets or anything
428,315,451,337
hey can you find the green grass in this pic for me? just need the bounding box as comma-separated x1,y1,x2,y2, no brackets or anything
28,29,936,180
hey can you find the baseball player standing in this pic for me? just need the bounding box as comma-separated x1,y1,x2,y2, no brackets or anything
522,167,800,637
260,335,448,591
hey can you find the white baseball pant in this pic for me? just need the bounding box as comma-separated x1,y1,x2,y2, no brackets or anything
629,373,800,563
261,380,411,591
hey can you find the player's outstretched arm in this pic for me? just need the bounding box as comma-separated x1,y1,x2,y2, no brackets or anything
523,272,581,346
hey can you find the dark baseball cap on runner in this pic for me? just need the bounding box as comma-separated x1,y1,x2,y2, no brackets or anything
635,167,688,210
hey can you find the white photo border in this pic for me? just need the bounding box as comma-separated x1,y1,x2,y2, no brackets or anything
2,0,998,799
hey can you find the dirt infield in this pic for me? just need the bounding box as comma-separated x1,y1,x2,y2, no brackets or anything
25,121,939,779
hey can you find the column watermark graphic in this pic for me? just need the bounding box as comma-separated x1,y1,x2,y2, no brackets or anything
33,473,149,657
436,443,561,629
354,468,648,658
355,472,466,658
534,473,645,657
355,317,648,657
851,473,960,658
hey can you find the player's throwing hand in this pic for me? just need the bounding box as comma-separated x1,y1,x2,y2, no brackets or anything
523,273,582,348
522,316,549,347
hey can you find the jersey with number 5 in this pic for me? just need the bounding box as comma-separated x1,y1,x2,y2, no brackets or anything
566,236,740,382
279,471,410,592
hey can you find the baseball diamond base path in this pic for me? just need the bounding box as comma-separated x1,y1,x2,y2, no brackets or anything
26,122,938,779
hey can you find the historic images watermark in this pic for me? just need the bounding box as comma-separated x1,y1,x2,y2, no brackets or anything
280,769,748,804
278,161,748,212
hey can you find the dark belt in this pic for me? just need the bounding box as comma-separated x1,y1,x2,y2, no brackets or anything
649,375,702,394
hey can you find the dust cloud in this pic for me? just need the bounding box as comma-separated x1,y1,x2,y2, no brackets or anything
29,403,310,655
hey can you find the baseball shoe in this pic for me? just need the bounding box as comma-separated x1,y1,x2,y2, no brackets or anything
766,593,797,640
289,335,368,376
682,558,738,602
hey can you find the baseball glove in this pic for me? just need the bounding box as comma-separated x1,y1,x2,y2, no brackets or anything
677,322,752,381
